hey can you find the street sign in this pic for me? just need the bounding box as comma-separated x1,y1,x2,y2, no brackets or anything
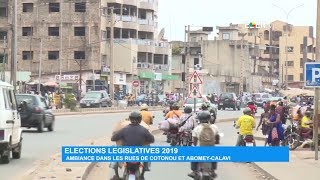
187,86,202,98
305,62,320,87
132,80,140,87
189,71,202,84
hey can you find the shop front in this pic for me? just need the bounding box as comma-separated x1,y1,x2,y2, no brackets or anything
138,71,179,94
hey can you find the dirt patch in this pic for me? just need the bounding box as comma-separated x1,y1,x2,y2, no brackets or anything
17,136,113,180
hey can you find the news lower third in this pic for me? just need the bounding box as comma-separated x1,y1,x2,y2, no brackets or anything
61,146,289,163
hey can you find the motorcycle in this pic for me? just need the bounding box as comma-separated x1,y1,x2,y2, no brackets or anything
122,162,143,180
233,121,255,146
179,130,193,146
165,122,180,146
194,163,216,180
193,133,223,180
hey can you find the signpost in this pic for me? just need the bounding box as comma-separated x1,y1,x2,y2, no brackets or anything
132,80,140,88
304,62,319,160
189,71,202,112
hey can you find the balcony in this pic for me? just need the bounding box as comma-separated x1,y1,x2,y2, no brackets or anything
140,0,156,10
137,62,153,69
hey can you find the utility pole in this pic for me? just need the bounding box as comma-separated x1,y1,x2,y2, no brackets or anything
11,0,18,91
238,32,247,95
185,25,191,97
59,0,63,91
313,0,320,161
1,36,6,81
182,25,187,99
37,39,42,93
109,7,115,101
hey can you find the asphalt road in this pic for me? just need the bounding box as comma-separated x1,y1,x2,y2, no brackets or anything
0,108,259,180
105,120,265,180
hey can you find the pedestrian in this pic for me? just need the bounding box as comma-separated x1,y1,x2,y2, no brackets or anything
266,105,284,146
256,107,270,146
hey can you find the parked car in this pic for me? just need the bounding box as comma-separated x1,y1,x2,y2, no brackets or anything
253,93,272,107
80,91,112,108
0,81,23,164
16,94,55,133
218,93,241,110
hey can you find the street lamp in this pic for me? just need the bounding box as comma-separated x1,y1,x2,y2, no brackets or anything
273,3,304,88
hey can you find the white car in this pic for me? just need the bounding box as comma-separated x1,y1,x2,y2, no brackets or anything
0,81,23,164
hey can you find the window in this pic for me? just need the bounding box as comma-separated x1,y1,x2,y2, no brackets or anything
22,51,33,60
39,98,48,108
49,3,60,12
287,75,294,81
23,3,34,12
48,51,59,60
0,54,8,63
248,33,253,36
74,27,86,36
0,7,7,17
48,27,59,36
8,90,17,110
222,33,230,40
300,73,304,81
2,88,10,109
0,31,7,40
75,2,86,12
194,58,199,65
74,51,85,59
191,37,196,42
22,27,33,36
300,58,304,68
285,61,294,67
287,46,294,53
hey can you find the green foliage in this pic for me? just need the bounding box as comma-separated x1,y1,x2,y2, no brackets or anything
63,94,77,111
172,45,182,55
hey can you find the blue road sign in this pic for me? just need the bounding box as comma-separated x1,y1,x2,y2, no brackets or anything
305,62,320,87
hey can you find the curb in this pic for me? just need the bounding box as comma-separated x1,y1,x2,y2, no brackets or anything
82,162,98,180
251,163,278,180
53,108,163,116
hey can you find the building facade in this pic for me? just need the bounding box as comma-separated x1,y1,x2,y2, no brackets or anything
2,0,175,96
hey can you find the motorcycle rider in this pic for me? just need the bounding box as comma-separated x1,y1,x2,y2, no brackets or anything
111,111,155,179
235,108,256,146
300,111,313,139
189,111,219,178
196,103,216,124
179,106,198,132
140,103,154,125
165,103,182,120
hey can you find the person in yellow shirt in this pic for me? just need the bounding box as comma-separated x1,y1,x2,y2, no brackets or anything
300,111,313,138
165,103,182,120
235,108,256,146
140,104,154,125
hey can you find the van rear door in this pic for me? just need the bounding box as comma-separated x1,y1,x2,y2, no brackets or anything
1,87,14,142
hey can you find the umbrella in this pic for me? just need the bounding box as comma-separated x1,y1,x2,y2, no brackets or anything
112,119,152,145
43,81,58,87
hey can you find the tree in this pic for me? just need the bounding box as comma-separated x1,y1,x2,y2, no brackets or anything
172,44,182,55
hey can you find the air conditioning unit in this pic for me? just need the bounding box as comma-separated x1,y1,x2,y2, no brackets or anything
194,64,202,70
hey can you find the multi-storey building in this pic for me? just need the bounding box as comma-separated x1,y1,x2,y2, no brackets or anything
237,20,314,88
2,0,174,96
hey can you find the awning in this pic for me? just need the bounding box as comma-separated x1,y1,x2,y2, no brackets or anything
43,81,58,87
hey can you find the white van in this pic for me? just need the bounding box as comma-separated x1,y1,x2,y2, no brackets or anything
0,81,22,164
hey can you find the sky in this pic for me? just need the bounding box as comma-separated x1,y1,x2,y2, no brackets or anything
157,0,316,41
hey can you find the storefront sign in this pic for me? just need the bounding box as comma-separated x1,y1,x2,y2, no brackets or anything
154,73,162,81
55,75,79,81
114,73,126,85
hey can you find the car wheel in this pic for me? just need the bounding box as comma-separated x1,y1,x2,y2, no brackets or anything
1,152,10,164
108,102,112,107
48,120,54,132
222,106,225,110
12,140,22,159
37,120,44,133
218,106,221,110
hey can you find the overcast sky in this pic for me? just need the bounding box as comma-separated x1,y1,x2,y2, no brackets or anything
157,0,316,41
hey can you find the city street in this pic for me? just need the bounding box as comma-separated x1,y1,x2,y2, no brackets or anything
0,109,251,180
